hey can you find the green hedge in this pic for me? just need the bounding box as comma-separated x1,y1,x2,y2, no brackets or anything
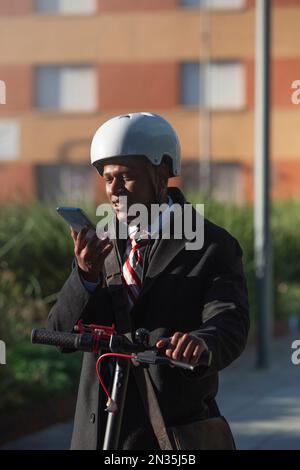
0,202,83,411
1,199,300,411
0,341,82,411
189,194,300,323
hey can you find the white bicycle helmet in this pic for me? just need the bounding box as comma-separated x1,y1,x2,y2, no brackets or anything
90,112,181,177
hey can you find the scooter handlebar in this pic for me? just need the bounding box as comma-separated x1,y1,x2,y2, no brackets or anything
31,328,212,370
31,328,110,352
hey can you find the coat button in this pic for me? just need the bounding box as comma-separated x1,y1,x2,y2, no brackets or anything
90,413,96,423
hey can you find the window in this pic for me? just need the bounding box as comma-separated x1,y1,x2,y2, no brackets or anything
36,164,95,203
181,63,200,107
36,66,97,112
181,0,202,6
0,80,6,105
206,62,245,109
0,120,20,160
180,0,245,9
181,161,245,204
35,0,97,15
181,61,245,110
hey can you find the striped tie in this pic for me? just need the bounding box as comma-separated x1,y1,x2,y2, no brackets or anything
122,234,149,307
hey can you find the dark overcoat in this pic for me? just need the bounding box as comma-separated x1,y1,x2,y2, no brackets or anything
47,187,250,450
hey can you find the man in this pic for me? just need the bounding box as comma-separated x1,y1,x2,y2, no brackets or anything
48,112,249,450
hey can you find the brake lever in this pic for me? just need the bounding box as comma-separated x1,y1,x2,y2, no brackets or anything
133,350,194,370
157,337,213,368
133,349,212,371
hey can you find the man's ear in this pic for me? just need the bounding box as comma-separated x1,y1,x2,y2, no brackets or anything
145,160,169,203
157,161,169,185
155,162,169,203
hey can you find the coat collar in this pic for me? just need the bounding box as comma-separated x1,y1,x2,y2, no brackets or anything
137,188,192,301
104,187,201,312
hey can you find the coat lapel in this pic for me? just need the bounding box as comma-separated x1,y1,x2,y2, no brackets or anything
104,188,200,316
137,197,195,301
138,191,203,301
138,235,187,301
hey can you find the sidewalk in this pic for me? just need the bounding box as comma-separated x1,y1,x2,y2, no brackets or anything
2,334,300,450
1,421,73,450
218,334,300,450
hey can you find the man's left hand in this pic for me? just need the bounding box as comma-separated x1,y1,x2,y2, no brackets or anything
156,332,208,366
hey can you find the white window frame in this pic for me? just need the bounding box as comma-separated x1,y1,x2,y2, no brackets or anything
180,0,245,10
36,65,97,113
181,61,245,110
204,61,246,110
0,120,21,161
35,0,97,15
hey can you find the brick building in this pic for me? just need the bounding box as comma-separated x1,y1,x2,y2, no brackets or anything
0,0,300,203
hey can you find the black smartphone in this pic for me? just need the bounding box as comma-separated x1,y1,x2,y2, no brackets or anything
56,207,96,236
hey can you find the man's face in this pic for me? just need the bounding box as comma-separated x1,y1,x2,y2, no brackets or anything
102,156,157,222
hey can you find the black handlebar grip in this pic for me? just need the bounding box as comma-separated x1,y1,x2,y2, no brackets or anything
31,328,82,350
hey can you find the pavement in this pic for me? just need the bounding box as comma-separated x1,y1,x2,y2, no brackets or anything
1,334,300,450
218,333,300,450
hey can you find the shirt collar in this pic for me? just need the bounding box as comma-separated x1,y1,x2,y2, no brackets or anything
128,195,173,240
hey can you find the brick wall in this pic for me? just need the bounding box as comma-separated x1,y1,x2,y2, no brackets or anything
98,0,177,12
0,0,33,15
99,63,178,110
0,66,32,113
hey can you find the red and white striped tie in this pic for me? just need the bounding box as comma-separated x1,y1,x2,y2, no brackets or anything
122,235,149,307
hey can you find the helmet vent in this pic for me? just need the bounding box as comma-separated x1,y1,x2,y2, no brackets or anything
119,114,131,119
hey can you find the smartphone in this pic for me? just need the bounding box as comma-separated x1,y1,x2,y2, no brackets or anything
56,207,96,237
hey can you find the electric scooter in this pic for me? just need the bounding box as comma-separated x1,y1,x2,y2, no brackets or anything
31,322,212,450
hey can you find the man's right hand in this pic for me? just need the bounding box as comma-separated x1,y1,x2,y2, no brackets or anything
71,226,113,282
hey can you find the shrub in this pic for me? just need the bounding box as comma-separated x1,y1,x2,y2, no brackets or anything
1,198,300,411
